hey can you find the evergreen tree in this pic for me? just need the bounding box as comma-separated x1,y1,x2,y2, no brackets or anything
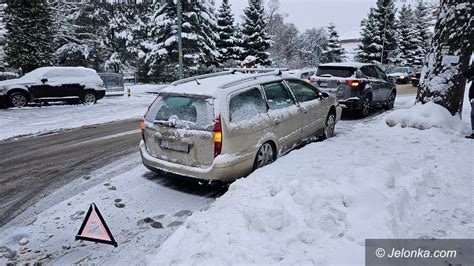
241,0,271,66
216,0,240,66
146,0,219,82
322,23,345,63
357,8,381,63
357,0,397,64
412,0,432,67
5,1,55,72
416,0,473,116
0,3,7,65
396,4,416,66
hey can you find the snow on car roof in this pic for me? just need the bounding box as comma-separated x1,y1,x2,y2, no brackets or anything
160,71,293,97
319,62,372,68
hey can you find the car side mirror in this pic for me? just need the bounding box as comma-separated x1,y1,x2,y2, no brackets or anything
320,92,329,99
41,77,48,84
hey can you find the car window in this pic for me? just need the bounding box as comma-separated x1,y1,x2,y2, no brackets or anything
229,88,267,123
374,66,388,81
361,66,378,79
286,80,319,103
316,66,354,78
262,82,295,110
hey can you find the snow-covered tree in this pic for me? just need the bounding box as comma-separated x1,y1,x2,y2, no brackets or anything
5,1,55,72
241,0,271,66
416,0,473,116
357,0,397,64
146,0,219,82
0,3,7,65
321,23,345,63
298,27,328,67
411,0,432,67
395,4,416,66
216,0,240,66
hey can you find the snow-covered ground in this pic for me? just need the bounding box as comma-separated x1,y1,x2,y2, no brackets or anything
150,95,473,265
0,93,472,264
0,85,163,141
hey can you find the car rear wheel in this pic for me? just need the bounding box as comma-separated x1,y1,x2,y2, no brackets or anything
9,92,28,108
254,142,275,170
81,91,97,105
384,92,396,110
358,96,372,118
322,112,336,140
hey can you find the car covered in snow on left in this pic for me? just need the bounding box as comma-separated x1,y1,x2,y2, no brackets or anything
140,70,342,182
0,67,106,108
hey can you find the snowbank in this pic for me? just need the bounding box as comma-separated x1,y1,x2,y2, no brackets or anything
150,99,473,265
385,102,467,131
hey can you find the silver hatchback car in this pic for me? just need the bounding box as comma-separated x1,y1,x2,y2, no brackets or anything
140,70,342,182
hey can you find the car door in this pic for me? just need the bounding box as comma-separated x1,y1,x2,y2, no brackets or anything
361,66,383,103
47,69,83,97
28,70,56,98
285,79,325,139
262,81,303,153
374,65,392,101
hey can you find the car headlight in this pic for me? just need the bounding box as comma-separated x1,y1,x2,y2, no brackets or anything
400,76,405,79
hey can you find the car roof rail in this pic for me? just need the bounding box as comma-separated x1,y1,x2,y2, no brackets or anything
219,69,289,89
170,71,235,86
224,68,289,74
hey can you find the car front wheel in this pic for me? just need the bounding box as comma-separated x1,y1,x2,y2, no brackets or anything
9,92,28,108
384,92,396,110
81,91,97,105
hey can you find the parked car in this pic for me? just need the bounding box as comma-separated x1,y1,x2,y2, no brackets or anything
140,70,342,182
98,72,125,96
411,68,421,87
286,68,318,81
387,66,414,84
0,67,106,108
310,62,396,117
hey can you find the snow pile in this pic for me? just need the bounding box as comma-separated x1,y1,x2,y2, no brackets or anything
150,101,473,265
385,102,467,131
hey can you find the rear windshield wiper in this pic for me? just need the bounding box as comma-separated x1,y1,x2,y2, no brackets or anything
154,120,176,127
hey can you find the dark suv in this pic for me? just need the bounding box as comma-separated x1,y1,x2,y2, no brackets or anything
310,63,396,117
0,67,106,108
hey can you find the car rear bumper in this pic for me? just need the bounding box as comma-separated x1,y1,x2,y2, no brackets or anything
139,141,255,182
338,97,362,110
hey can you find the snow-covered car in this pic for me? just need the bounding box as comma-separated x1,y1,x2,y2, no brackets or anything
387,66,414,84
140,70,342,182
0,67,106,108
311,62,396,117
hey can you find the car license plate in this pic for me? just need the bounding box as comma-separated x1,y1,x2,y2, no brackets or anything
319,82,328,87
160,139,189,153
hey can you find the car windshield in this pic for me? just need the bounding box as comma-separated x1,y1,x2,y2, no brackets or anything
389,67,409,73
145,95,214,131
20,68,49,80
316,67,355,78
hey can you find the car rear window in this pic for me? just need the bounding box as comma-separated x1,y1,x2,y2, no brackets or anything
145,95,214,131
316,66,355,78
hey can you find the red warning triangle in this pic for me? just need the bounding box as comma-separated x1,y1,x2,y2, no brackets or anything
75,203,118,247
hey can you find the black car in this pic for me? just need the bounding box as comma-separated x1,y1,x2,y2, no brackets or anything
310,62,396,117
0,67,106,108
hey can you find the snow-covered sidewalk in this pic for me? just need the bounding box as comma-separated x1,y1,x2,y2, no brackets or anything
0,85,162,141
151,96,473,265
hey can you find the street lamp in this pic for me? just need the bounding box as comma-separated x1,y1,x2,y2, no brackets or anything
176,0,184,80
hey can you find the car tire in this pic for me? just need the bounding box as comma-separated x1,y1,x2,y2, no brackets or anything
357,96,372,118
253,142,275,170
81,91,97,105
384,91,396,110
321,111,336,140
9,92,28,108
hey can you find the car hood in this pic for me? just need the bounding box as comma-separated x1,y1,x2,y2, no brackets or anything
0,78,36,87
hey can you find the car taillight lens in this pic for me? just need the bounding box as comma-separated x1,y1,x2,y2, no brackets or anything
411,72,416,78
309,76,317,83
214,116,222,157
345,79,363,88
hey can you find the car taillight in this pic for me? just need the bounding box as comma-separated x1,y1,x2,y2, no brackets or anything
214,116,222,157
140,118,145,141
411,72,416,78
345,79,363,88
309,76,317,83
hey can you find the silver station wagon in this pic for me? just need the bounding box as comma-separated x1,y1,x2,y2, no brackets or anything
139,70,342,182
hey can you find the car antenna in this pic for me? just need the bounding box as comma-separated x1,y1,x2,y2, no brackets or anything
194,77,201,85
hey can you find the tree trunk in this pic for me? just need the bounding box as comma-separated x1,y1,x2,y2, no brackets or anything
416,0,473,116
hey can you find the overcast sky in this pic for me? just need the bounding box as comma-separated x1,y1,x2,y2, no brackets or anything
223,0,427,39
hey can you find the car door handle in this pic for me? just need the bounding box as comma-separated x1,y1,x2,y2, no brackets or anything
303,109,308,114
273,119,281,125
